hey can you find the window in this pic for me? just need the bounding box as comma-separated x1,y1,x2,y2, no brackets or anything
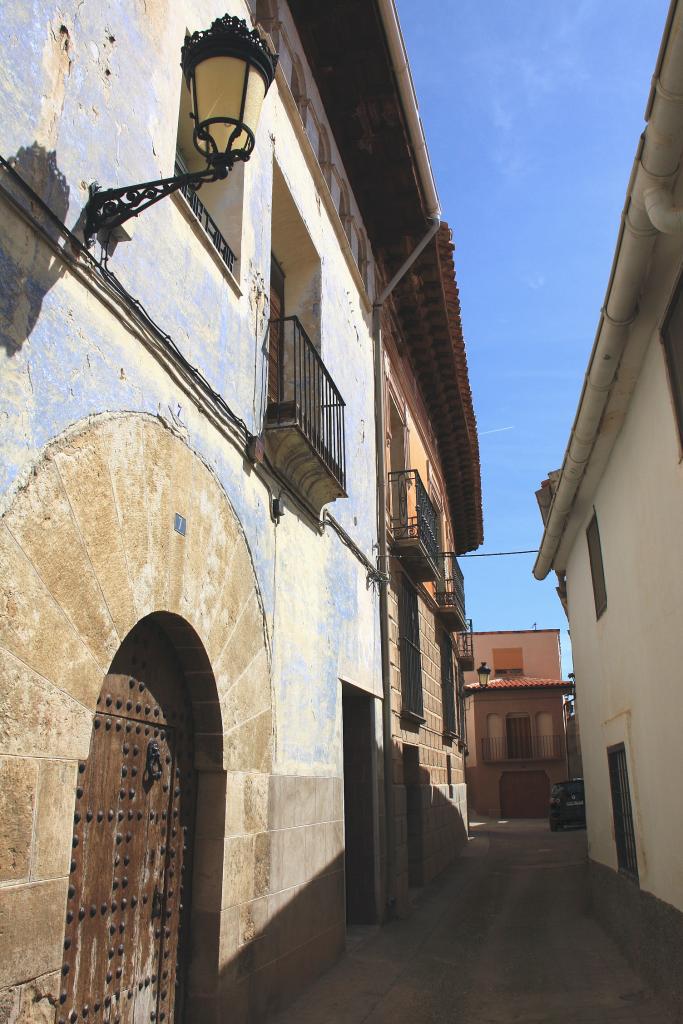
175,63,244,276
608,745,639,880
399,577,423,718
661,273,683,447
506,714,532,759
492,647,523,677
586,512,607,618
270,161,321,346
440,632,457,735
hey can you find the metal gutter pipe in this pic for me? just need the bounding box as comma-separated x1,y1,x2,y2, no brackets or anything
373,214,440,916
375,0,441,220
534,0,683,581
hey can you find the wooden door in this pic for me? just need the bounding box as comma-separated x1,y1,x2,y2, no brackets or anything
506,714,532,760
500,770,549,818
61,618,195,1024
268,255,285,404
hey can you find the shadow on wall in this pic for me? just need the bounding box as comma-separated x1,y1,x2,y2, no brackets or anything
210,766,469,1022
394,734,469,900
0,142,69,356
209,848,346,1024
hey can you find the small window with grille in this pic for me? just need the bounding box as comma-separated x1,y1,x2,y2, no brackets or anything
586,512,607,618
440,632,457,736
607,744,639,880
662,273,683,449
175,62,244,277
399,577,423,719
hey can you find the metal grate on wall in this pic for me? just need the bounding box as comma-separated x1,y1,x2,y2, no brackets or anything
440,633,457,735
608,745,639,880
399,577,423,717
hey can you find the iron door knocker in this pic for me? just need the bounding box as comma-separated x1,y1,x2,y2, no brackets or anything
146,740,163,782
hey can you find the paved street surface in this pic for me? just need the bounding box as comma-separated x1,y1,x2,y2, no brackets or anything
273,819,676,1024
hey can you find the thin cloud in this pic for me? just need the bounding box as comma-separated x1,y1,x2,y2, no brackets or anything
481,425,515,436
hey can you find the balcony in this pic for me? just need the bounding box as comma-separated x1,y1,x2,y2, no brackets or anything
265,316,346,515
388,469,439,581
456,619,474,669
435,552,467,631
481,735,565,763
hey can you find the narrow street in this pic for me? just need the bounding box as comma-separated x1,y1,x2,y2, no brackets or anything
274,820,676,1024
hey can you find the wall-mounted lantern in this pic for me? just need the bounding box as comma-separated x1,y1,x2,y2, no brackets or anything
84,14,277,243
476,661,491,689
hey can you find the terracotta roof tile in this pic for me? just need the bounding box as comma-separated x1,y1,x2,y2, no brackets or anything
464,677,572,691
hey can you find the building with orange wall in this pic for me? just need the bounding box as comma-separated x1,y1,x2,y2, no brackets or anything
463,631,572,819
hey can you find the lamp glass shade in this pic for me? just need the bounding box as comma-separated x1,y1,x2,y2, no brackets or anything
192,56,267,159
182,15,277,168
477,662,491,688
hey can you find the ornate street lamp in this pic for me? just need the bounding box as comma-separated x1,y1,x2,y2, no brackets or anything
476,661,491,689
84,14,277,243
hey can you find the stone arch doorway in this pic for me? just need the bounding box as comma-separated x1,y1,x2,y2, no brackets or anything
61,615,200,1024
0,414,272,1017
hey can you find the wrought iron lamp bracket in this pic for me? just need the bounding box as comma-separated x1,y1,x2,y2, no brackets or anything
84,161,231,245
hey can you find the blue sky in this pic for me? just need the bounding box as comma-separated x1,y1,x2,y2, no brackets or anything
396,0,669,676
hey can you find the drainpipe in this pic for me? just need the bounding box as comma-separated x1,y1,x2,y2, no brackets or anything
374,216,440,918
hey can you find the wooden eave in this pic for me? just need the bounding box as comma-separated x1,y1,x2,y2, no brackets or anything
392,225,483,553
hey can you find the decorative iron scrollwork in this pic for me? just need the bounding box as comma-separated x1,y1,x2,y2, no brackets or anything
145,740,163,782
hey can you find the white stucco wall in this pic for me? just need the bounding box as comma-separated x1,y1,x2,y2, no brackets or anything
565,331,683,911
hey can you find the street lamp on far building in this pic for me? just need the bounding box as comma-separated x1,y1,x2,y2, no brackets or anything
84,14,277,244
477,661,491,689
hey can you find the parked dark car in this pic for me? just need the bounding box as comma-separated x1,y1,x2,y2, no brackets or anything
549,779,586,831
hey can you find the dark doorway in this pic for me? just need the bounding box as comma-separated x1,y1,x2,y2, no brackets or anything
403,744,423,886
61,616,196,1024
342,686,377,924
500,770,549,818
268,254,286,404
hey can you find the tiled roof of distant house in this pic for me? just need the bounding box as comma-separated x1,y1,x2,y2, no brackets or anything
464,677,572,691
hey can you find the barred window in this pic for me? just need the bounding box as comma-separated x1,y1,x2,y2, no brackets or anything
440,633,457,735
399,577,423,718
608,745,639,880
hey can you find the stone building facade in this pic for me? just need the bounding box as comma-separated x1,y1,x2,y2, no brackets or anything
0,0,482,1021
382,229,482,910
463,630,571,819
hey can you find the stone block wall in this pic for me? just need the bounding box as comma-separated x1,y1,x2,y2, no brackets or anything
387,573,468,912
201,773,346,1020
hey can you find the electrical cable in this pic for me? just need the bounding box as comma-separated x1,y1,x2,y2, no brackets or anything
460,549,538,557
0,152,377,576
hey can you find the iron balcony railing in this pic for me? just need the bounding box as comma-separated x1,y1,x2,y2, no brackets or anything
435,552,466,624
457,620,474,663
388,469,439,565
481,735,565,763
174,158,236,274
267,316,346,492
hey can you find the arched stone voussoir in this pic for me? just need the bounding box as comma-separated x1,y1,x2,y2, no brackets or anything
0,413,271,769
219,647,271,734
0,526,105,710
0,648,94,760
213,593,269,694
4,457,120,669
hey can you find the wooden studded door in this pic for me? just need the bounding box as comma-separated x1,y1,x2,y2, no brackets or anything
60,617,195,1024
